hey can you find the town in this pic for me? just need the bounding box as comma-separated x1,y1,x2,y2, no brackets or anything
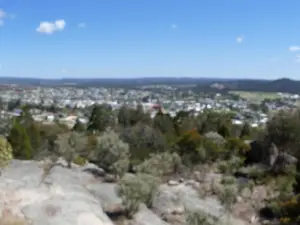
0,85,299,130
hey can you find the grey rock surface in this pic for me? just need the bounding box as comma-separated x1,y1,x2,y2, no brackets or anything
129,204,169,225
0,159,114,225
153,183,253,225
86,182,124,214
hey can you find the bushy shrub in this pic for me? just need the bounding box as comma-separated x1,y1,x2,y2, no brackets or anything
221,176,236,186
204,131,226,146
224,137,250,158
72,155,87,166
55,132,86,168
201,137,224,161
274,175,296,200
120,123,167,163
278,194,300,224
93,129,130,177
218,185,237,213
135,152,182,176
265,194,300,224
111,156,130,178
247,166,267,182
186,211,215,225
218,156,244,174
0,136,13,169
117,173,161,218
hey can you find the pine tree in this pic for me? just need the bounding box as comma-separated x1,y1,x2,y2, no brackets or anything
87,104,113,133
240,122,251,139
8,120,33,159
73,119,86,132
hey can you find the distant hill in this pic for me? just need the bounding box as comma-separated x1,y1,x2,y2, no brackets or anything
0,77,299,93
213,78,300,94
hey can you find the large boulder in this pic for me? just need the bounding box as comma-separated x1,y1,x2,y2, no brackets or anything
246,140,297,173
245,140,278,166
0,159,114,225
86,183,124,216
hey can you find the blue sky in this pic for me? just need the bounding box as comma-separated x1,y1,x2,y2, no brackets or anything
1,0,300,79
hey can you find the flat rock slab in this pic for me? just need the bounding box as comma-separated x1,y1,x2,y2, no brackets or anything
0,160,114,225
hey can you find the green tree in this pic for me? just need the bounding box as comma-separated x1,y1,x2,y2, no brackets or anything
55,131,86,168
266,109,300,158
118,173,161,218
118,104,151,127
218,123,231,138
92,129,130,177
240,122,252,139
118,105,133,127
87,104,114,133
26,122,41,153
136,152,182,176
0,136,13,169
73,119,86,132
153,110,176,142
8,120,33,159
173,110,195,135
120,123,167,163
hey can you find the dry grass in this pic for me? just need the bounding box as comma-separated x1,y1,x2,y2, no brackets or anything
0,209,29,225
230,91,280,103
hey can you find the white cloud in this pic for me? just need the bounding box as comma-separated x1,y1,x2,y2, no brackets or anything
0,9,6,18
289,46,300,52
36,19,66,34
0,8,15,26
78,22,86,28
236,36,244,43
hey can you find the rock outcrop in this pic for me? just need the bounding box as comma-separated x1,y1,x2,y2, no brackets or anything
0,159,114,225
0,159,263,225
152,181,253,225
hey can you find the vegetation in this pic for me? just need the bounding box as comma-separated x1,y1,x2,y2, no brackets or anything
229,91,281,103
186,211,215,225
135,152,182,176
0,136,13,169
92,129,130,177
117,173,161,218
5,101,300,223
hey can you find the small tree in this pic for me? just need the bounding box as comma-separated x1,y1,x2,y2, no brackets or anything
135,152,182,176
218,185,237,219
73,119,86,132
186,211,214,225
93,129,130,177
120,123,167,163
55,131,86,168
0,136,13,171
8,120,33,160
87,104,114,133
240,122,252,139
117,173,161,218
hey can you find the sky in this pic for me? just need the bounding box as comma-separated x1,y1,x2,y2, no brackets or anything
1,0,300,79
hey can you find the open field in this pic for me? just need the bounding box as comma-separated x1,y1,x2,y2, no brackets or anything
229,91,281,102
